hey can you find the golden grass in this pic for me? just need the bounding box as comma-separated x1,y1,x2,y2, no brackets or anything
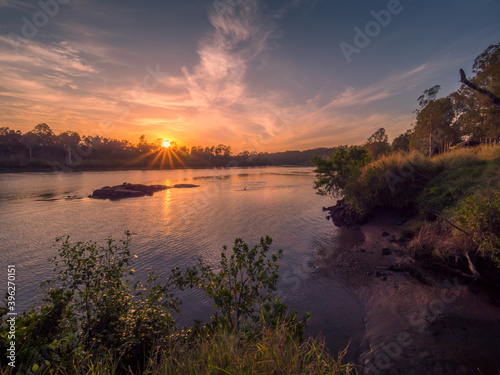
407,221,467,262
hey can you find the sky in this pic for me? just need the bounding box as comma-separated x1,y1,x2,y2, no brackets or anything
0,0,499,152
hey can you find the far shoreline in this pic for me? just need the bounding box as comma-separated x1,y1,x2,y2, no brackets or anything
0,163,313,174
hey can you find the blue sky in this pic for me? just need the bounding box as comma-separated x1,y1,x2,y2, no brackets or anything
0,0,499,151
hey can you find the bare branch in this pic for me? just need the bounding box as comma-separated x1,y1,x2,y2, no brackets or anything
459,69,500,106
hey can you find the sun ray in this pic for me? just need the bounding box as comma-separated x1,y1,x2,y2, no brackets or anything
127,149,156,165
160,149,168,169
150,149,163,167
170,149,186,168
167,149,174,168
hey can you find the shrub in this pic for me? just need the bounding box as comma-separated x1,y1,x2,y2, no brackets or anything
1,234,356,374
0,232,180,373
343,151,439,215
174,236,287,331
313,146,371,196
455,192,500,265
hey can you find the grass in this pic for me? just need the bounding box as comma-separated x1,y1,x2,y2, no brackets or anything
160,322,354,375
406,221,466,262
348,144,500,267
350,144,500,216
0,322,355,375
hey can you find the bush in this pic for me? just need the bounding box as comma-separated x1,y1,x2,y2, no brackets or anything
342,151,439,215
455,192,500,265
174,236,292,331
0,232,180,373
1,234,349,374
313,146,371,196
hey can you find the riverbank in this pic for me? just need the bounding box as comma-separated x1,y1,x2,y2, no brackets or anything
331,210,500,374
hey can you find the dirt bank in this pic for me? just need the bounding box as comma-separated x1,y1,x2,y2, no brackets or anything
329,210,500,375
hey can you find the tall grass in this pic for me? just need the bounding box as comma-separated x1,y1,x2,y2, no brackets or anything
160,322,354,375
345,144,500,267
0,323,355,375
347,144,500,217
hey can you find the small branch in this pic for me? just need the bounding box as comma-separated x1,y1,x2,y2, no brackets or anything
465,252,482,279
435,214,469,235
459,69,500,106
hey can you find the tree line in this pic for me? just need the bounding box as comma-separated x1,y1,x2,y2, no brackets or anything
0,123,335,170
386,42,500,158
345,43,499,161
2,42,498,169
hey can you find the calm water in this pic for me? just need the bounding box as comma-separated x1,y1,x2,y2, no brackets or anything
0,166,364,357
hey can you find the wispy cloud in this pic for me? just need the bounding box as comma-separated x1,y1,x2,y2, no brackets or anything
0,0,496,150
181,0,275,109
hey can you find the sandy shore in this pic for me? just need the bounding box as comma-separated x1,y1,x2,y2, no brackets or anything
329,210,500,375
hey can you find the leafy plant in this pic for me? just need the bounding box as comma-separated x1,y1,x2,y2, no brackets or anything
313,146,371,196
0,232,181,373
455,192,500,265
175,236,284,330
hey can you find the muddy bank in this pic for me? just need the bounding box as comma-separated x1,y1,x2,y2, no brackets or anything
329,210,500,375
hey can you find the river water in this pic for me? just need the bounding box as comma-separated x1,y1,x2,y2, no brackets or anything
0,166,365,358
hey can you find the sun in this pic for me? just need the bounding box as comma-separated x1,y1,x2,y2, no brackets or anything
162,139,171,148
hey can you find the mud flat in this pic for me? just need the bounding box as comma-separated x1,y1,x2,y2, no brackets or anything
330,210,500,375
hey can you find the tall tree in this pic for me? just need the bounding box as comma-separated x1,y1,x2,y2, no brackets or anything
58,131,81,165
392,129,412,153
414,85,441,156
364,128,391,159
0,127,23,156
31,123,55,147
412,96,455,154
456,43,500,143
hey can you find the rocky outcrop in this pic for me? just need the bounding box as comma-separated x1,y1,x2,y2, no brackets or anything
89,182,199,200
323,198,369,229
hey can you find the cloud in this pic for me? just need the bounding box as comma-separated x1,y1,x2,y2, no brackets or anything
180,0,275,109
0,0,491,151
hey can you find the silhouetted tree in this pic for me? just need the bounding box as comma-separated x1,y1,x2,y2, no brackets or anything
392,129,412,153
58,131,81,165
364,128,391,159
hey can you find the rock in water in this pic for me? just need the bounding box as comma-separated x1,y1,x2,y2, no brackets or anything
173,184,200,188
90,183,169,200
89,182,201,200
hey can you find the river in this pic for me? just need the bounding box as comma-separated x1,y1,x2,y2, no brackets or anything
0,166,365,358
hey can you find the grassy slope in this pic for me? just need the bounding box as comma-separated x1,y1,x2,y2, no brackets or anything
349,144,500,266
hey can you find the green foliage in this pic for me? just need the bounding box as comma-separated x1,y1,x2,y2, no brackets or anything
0,323,354,375
418,159,488,220
455,193,500,265
175,236,284,330
159,322,354,375
0,234,336,374
411,95,458,155
343,152,438,215
0,232,180,373
313,146,371,196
